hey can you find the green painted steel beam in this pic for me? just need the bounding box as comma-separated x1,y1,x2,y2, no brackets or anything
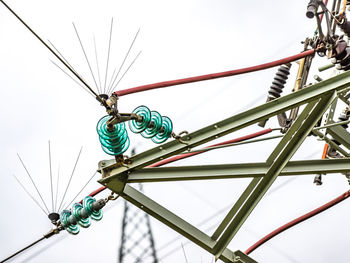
327,123,350,150
314,119,350,131
117,184,242,263
212,93,336,258
211,178,260,241
313,129,350,157
266,100,319,164
125,158,350,182
99,70,350,185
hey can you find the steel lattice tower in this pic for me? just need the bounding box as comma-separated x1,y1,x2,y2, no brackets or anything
118,183,158,263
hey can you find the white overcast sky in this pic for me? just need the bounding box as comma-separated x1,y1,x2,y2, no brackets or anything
0,0,350,262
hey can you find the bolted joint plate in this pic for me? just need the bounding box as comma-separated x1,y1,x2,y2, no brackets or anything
98,159,129,194
99,176,126,194
232,250,258,263
98,159,121,178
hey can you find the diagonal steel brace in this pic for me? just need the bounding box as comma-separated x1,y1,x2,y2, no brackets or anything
212,93,337,259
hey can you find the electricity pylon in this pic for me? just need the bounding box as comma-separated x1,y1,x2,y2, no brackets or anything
118,149,158,263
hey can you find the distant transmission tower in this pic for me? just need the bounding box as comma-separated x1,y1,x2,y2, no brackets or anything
118,149,158,263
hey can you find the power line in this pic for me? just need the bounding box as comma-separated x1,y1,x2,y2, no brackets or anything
114,50,315,96
245,190,350,255
1,236,45,263
0,0,102,102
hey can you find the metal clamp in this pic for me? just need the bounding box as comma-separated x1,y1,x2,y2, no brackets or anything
171,131,190,144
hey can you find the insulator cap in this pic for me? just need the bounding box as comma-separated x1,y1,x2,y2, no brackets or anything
48,212,60,222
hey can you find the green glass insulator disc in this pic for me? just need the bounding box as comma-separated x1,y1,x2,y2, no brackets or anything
100,136,130,156
141,111,162,138
60,210,70,227
71,203,91,228
96,115,130,156
60,210,80,235
83,196,103,221
129,105,151,133
152,116,173,144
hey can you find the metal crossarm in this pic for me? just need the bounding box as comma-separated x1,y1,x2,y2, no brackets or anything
124,158,350,182
98,71,350,262
99,70,350,182
120,184,251,263
327,123,350,150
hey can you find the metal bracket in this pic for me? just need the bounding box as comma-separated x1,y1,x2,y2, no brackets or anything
232,251,258,263
327,122,350,149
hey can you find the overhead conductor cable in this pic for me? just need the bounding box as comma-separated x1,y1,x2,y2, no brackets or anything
114,49,315,96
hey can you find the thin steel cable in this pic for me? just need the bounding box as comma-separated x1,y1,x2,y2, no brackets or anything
60,202,67,212
1,236,45,263
106,28,140,95
155,204,231,253
63,171,97,211
17,153,50,214
103,18,114,94
158,216,232,260
111,50,142,92
57,147,83,212
187,134,283,154
0,0,101,101
93,36,103,94
54,164,60,212
181,243,189,263
50,60,95,98
148,129,273,168
12,175,48,216
48,141,54,212
72,23,100,93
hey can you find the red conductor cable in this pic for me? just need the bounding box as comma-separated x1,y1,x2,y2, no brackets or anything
244,189,350,255
87,128,273,198
114,50,315,97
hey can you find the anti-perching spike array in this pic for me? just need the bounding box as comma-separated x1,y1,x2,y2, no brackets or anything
60,196,105,235
97,115,130,156
129,105,173,144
